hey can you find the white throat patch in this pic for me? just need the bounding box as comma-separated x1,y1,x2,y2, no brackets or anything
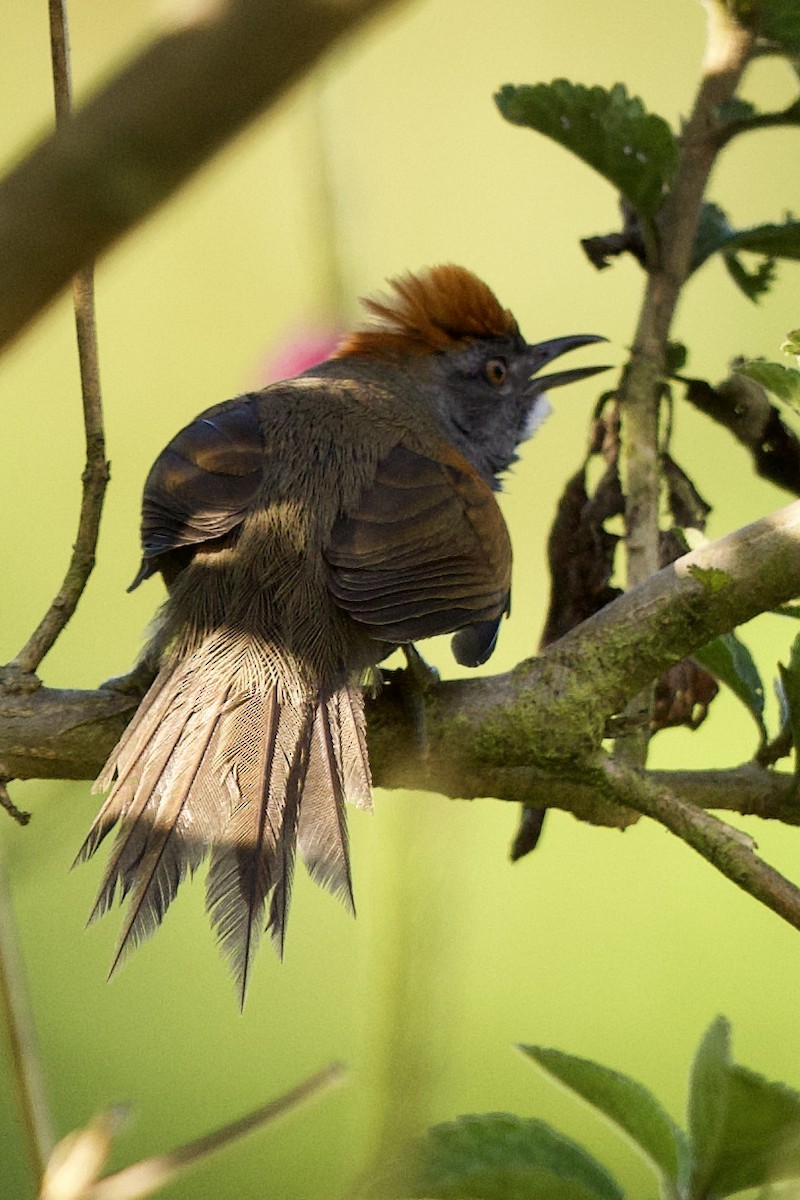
520,394,552,441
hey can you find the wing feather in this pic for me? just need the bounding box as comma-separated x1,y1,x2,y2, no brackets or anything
326,442,511,661
131,396,264,586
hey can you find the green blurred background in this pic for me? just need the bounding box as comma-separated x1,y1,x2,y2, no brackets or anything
2,2,800,1196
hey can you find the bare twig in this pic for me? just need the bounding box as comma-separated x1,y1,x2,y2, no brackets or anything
599,754,800,933
81,1063,345,1200
6,0,109,680
0,851,56,1181
0,779,31,826
0,0,398,352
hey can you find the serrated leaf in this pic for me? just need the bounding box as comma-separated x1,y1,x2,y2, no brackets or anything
781,329,800,358
372,1113,623,1200
698,1064,800,1196
737,360,800,407
692,208,800,272
692,206,778,299
688,1017,732,1199
520,1045,690,1189
778,631,800,778
723,252,777,301
724,218,800,260
495,80,678,217
694,631,766,738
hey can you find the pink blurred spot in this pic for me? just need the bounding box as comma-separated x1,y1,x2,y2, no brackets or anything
256,324,343,385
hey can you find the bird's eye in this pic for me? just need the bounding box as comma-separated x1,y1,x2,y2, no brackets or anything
484,357,508,386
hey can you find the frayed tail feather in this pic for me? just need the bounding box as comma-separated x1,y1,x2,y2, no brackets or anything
79,650,373,1005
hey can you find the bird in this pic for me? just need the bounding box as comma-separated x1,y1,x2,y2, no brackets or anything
77,264,606,1004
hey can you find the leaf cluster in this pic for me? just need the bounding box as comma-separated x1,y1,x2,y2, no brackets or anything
495,0,800,300
493,1,800,784
372,1018,800,1200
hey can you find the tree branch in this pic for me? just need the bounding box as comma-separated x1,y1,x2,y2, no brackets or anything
4,501,800,825
0,0,398,352
614,1,757,762
596,754,800,933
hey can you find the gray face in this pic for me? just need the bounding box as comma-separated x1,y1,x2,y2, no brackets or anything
427,333,606,487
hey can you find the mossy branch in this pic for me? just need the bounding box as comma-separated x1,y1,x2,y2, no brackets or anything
3,498,800,808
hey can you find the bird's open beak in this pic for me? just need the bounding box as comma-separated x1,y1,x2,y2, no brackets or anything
524,333,609,394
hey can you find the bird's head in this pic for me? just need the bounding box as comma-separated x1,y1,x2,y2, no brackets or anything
334,264,608,485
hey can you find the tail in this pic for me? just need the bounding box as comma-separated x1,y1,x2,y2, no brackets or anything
77,641,372,1005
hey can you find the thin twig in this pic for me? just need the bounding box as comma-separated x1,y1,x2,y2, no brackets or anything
0,778,31,826
598,754,800,933
82,1063,345,1200
0,850,56,1179
7,0,108,679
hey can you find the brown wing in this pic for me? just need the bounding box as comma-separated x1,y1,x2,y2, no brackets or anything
130,395,264,588
325,442,511,666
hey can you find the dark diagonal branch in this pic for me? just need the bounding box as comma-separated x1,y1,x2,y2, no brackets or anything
597,754,800,934
0,0,398,352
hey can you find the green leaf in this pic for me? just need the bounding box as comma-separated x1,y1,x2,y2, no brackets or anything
778,631,800,779
694,632,766,737
692,205,778,300
698,1065,800,1196
692,207,800,300
372,1113,624,1200
687,1017,732,1199
686,1016,800,1197
495,80,678,217
723,252,777,301
723,217,800,261
759,0,800,53
781,328,800,358
775,672,791,734
520,1045,690,1190
664,341,688,373
737,360,800,407
692,203,735,270
717,97,759,126
774,603,800,619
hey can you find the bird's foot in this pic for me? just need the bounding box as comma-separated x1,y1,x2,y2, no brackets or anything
399,644,440,756
99,657,157,698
